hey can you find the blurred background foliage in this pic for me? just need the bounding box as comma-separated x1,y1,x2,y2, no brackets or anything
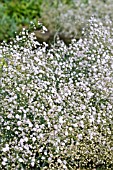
0,0,42,41
0,0,112,43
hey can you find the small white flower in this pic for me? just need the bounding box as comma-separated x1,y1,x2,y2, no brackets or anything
16,87,20,91
59,116,64,124
15,114,20,119
18,158,23,162
3,157,7,162
69,127,73,131
17,121,22,126
73,123,78,128
7,113,12,119
24,137,28,142
87,91,94,98
39,148,43,153
57,106,62,112
81,104,86,110
65,130,68,136
6,126,10,130
48,157,52,161
2,161,6,166
39,134,43,138
63,164,67,169
2,144,9,152
79,120,84,128
57,158,62,164
15,131,18,135
54,124,58,129
89,115,95,123
20,138,24,144
29,122,33,128
78,134,82,140
31,161,35,167
44,151,47,155
41,156,45,160
32,137,36,142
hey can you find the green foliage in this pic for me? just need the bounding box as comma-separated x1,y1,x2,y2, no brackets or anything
0,0,43,42
4,0,42,20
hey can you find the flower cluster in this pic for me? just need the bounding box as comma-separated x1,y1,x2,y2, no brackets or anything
0,17,113,169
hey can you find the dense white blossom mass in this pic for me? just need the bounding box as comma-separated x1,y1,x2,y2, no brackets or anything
0,17,113,169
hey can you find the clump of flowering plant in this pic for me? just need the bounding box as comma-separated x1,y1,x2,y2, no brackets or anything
0,17,113,169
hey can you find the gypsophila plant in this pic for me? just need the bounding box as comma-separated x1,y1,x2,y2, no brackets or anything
0,17,113,169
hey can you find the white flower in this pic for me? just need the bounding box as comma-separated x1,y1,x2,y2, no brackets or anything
41,156,45,160
65,130,68,136
54,124,58,129
57,106,62,112
2,161,6,166
48,157,52,162
89,115,95,123
18,158,23,162
7,113,12,119
2,144,9,152
73,123,78,128
44,151,47,155
29,122,33,128
87,91,94,98
69,127,73,131
20,138,24,144
31,161,35,167
39,148,43,153
79,120,84,128
77,134,82,140
32,137,36,142
15,114,20,119
63,164,67,169
3,157,7,162
16,87,20,91
57,158,62,164
24,137,28,142
17,121,22,126
6,126,10,130
81,104,86,110
59,116,64,124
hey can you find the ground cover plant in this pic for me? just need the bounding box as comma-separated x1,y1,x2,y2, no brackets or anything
0,17,113,169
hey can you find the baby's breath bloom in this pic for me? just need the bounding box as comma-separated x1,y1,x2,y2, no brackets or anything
0,17,113,169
